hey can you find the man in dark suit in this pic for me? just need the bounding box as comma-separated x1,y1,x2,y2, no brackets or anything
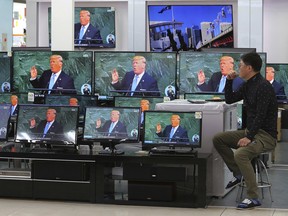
266,66,286,99
111,56,160,96
156,114,189,143
96,110,127,138
197,56,244,92
10,95,18,116
30,55,76,94
74,10,103,45
30,108,63,139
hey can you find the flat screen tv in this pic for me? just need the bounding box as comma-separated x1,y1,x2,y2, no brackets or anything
45,94,98,116
143,110,202,150
94,51,177,98
12,50,93,95
0,56,12,93
15,104,79,146
0,104,11,141
83,107,140,143
147,5,234,52
178,51,266,95
48,7,115,48
266,63,288,103
184,92,225,100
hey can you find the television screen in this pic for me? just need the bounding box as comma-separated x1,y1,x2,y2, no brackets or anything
178,52,266,95
266,64,288,103
15,104,79,145
143,110,202,149
114,96,164,125
94,52,177,98
48,7,115,48
12,50,93,95
45,94,98,115
0,93,12,104
83,107,140,142
0,56,12,93
147,5,234,52
0,104,11,141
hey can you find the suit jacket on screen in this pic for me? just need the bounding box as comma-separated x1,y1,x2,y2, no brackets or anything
96,120,127,138
112,71,160,96
30,70,76,94
30,120,63,139
74,23,103,44
197,71,244,92
156,125,189,143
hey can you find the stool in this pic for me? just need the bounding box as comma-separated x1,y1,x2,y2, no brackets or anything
236,152,273,202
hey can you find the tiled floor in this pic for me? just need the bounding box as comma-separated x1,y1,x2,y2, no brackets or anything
0,198,287,216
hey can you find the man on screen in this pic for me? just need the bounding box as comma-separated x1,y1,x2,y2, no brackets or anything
140,99,150,125
95,110,127,138
266,66,286,99
155,114,189,143
197,56,244,92
30,108,63,139
74,10,103,45
111,56,160,96
10,95,19,116
29,55,76,95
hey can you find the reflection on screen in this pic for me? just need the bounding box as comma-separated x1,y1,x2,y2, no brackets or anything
0,104,11,140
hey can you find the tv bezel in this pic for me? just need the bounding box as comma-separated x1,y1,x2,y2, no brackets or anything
0,104,11,141
93,51,178,98
82,106,141,143
14,104,79,146
142,110,202,150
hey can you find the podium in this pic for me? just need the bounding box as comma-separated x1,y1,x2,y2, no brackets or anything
155,99,237,197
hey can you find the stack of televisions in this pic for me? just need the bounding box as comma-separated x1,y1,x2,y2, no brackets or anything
0,48,286,155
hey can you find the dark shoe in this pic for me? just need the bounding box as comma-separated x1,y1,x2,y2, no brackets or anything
237,198,261,209
225,176,241,189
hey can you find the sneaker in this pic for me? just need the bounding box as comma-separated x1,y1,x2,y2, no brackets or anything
225,176,241,189
237,198,261,209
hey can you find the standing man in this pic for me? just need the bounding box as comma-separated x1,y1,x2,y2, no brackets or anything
213,52,277,209
74,10,103,45
30,55,76,95
10,95,19,116
111,56,160,96
197,56,244,92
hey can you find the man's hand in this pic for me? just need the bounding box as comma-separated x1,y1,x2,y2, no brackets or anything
30,66,38,79
96,118,102,129
237,137,252,147
156,123,162,133
30,118,36,128
227,70,238,80
197,70,205,85
111,69,119,83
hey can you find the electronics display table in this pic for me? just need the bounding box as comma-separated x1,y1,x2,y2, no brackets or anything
0,145,211,208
